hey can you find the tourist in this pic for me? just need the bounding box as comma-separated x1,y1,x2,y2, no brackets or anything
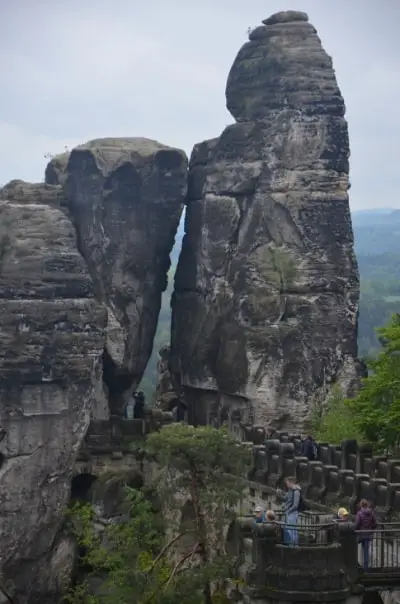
254,505,266,523
133,391,145,419
280,476,302,545
302,435,319,461
335,507,349,521
175,395,187,422
354,499,377,569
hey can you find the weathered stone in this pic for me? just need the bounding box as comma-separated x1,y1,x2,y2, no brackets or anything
59,138,187,416
0,186,105,602
45,152,70,186
154,344,180,410
171,12,360,430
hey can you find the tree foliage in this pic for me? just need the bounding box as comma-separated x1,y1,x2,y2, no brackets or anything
66,425,249,604
347,313,400,451
65,489,182,604
311,384,363,443
146,423,251,604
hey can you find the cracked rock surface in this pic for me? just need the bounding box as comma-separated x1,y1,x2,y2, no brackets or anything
0,183,105,601
171,11,361,430
0,137,187,601
61,138,187,416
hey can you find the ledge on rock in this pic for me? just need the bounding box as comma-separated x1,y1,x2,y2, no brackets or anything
262,11,308,25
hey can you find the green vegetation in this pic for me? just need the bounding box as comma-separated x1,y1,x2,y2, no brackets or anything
311,385,362,444
66,424,250,604
347,313,400,452
355,209,400,358
259,245,297,292
313,313,400,453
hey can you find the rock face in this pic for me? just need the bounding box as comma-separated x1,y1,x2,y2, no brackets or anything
154,344,180,410
0,138,187,601
171,11,360,430
0,181,105,602
61,138,187,416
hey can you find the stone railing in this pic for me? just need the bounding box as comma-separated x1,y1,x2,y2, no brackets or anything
242,426,400,518
78,409,174,459
78,416,400,517
231,518,368,603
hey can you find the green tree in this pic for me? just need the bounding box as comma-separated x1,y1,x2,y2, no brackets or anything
311,384,362,443
65,488,182,604
66,425,249,604
347,313,400,451
146,423,251,604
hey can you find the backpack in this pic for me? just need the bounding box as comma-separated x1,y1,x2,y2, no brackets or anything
297,490,308,512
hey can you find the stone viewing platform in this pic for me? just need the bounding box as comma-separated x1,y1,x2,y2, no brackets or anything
77,417,400,601
231,516,400,603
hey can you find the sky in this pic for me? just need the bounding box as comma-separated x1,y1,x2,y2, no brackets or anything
1,0,399,211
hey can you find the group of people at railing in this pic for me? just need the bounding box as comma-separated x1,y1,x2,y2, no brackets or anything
253,478,380,569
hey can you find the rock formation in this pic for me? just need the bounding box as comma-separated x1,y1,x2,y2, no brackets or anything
0,181,105,601
154,344,180,410
170,11,360,430
0,138,187,601
46,138,188,417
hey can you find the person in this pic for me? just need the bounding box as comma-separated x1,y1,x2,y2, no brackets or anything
265,510,276,521
354,499,377,569
254,505,266,523
335,507,349,521
303,435,318,461
280,476,302,545
176,394,187,422
133,391,145,419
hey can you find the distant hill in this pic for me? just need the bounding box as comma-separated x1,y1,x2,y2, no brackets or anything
353,209,400,256
140,207,400,397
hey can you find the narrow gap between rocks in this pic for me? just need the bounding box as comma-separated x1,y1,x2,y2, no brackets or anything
139,209,186,400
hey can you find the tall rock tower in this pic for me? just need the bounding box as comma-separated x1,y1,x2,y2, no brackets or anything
171,11,361,431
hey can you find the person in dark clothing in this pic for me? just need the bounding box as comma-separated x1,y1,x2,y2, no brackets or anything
354,499,377,569
175,396,187,422
133,391,145,419
303,436,318,461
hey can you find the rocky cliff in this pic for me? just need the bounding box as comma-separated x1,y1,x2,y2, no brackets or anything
0,180,105,601
0,138,187,602
170,11,361,430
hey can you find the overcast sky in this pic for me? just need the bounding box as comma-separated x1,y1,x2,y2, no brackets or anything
1,0,399,210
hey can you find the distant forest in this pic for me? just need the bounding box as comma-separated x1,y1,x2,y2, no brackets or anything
353,209,400,358
140,209,400,399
